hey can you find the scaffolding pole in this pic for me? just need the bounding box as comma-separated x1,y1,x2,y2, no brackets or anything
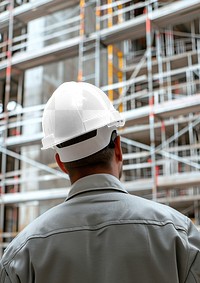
146,5,157,201
107,0,114,101
0,0,14,258
95,0,101,87
78,0,85,82
78,0,100,86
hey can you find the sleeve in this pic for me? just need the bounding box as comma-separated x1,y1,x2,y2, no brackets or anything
0,262,12,283
185,220,200,283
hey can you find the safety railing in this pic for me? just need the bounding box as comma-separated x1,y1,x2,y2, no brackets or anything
99,0,159,29
0,0,161,63
0,12,80,62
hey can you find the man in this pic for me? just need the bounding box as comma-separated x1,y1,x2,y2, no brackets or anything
0,81,200,283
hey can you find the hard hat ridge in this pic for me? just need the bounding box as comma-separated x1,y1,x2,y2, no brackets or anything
41,81,125,162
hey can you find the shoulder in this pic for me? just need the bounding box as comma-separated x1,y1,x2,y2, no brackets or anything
119,193,189,232
1,202,66,266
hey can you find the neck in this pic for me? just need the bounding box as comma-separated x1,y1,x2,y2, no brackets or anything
68,166,119,185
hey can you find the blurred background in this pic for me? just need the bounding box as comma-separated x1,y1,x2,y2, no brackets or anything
0,0,200,256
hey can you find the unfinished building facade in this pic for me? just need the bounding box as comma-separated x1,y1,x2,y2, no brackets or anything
0,0,200,256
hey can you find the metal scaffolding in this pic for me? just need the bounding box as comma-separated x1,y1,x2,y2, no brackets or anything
1,0,200,256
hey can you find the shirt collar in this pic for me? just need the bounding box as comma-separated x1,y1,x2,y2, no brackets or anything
66,174,128,201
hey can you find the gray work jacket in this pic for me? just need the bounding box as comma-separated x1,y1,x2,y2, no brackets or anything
0,174,200,283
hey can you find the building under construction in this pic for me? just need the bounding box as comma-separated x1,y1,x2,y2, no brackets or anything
0,0,200,256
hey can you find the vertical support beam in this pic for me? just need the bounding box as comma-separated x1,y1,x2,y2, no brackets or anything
191,20,196,51
3,0,14,135
146,4,157,201
117,1,124,112
165,27,173,101
156,29,164,103
189,114,195,162
161,120,166,175
173,122,179,174
0,0,14,258
117,1,123,24
194,200,200,225
107,0,113,30
78,0,85,82
16,74,23,136
107,0,113,101
12,74,24,237
108,45,113,100
187,53,194,95
123,40,129,112
153,0,159,10
166,26,174,57
166,59,172,100
135,147,140,179
95,0,101,87
117,49,123,113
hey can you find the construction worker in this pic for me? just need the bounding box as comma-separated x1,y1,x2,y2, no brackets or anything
0,81,200,283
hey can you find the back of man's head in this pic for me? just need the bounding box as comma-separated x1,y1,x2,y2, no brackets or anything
41,82,125,181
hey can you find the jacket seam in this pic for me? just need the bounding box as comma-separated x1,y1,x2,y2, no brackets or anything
66,186,128,201
184,267,198,283
3,219,187,267
184,250,199,283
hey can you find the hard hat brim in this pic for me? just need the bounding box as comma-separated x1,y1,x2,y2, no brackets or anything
54,125,117,162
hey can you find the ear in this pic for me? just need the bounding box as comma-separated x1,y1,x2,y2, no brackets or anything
55,153,69,174
114,136,123,162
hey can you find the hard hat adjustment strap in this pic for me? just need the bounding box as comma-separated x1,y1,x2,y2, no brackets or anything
56,130,97,149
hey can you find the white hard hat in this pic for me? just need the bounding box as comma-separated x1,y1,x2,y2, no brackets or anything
41,81,125,162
